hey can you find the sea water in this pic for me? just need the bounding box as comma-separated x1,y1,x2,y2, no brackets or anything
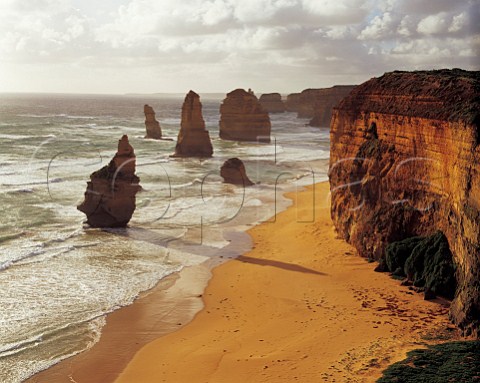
0,93,330,382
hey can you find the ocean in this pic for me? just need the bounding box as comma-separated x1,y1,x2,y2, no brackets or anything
0,93,330,382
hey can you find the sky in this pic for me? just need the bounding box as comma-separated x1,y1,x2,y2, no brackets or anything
0,0,478,94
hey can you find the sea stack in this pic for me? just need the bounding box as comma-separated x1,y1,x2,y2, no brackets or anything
144,104,162,139
220,158,254,186
77,135,141,227
173,90,213,157
219,89,271,143
328,69,480,336
259,93,285,113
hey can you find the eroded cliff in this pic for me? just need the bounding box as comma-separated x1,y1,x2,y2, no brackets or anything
77,135,141,227
259,93,285,113
144,104,162,139
173,90,213,157
328,69,480,336
219,89,271,143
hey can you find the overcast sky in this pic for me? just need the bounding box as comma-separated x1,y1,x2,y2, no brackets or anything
0,0,478,94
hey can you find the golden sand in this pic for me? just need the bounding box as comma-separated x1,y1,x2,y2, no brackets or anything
113,182,457,383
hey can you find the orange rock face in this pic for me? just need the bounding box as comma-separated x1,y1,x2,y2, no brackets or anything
259,93,285,113
173,90,213,157
77,135,141,227
144,104,162,139
220,158,254,186
219,89,271,143
328,69,480,336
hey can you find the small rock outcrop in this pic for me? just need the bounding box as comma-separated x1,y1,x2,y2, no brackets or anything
259,93,285,113
144,104,162,139
173,91,213,157
219,89,271,143
329,69,480,336
77,135,141,228
220,158,254,186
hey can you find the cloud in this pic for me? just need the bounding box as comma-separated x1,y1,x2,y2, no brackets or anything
0,0,478,93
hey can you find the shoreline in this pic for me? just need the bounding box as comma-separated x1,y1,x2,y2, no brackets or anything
27,181,459,383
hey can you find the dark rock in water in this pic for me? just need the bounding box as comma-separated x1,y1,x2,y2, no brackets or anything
77,135,141,227
220,158,254,186
259,93,285,113
144,104,162,139
219,89,271,143
173,91,213,157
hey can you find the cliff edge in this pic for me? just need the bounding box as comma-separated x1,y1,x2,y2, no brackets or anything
328,69,480,336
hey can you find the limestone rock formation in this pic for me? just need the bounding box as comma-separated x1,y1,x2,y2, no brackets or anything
259,93,285,113
219,89,271,143
77,135,141,227
328,69,480,336
173,91,213,157
285,93,301,112
144,104,162,139
308,86,356,127
220,158,254,186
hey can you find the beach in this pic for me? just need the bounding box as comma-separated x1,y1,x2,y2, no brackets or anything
28,181,458,383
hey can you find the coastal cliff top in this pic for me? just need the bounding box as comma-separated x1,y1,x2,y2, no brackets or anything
336,69,480,124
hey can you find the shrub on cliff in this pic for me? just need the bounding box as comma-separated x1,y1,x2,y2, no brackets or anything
384,232,457,299
376,341,480,383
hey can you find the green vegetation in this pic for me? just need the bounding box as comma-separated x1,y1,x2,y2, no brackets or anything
376,341,480,383
384,232,457,299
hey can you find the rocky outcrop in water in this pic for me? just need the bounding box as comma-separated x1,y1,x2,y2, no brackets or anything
77,135,141,227
328,69,480,336
144,104,162,139
173,91,213,157
259,93,285,113
219,89,271,143
285,93,301,112
220,158,254,186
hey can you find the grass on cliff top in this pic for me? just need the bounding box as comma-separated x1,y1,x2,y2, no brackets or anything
376,341,480,383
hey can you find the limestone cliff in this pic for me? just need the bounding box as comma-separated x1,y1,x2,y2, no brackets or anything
220,158,254,186
144,104,162,139
308,86,356,127
259,93,285,113
285,93,300,112
219,89,271,143
290,86,355,126
328,69,480,336
77,135,141,227
173,91,213,157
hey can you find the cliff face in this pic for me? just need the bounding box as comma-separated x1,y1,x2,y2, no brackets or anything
308,86,356,127
144,104,162,139
219,89,271,143
173,90,213,157
259,93,285,113
328,69,480,336
77,135,141,227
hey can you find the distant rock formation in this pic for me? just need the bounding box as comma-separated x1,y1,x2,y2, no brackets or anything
77,135,141,228
307,86,356,127
172,90,213,157
329,69,480,336
144,104,162,139
219,89,271,143
220,158,254,186
259,93,285,113
289,86,356,126
285,93,301,112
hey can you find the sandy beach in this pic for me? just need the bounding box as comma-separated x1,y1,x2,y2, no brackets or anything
28,181,458,383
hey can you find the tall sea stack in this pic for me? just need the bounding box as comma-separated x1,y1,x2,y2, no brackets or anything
219,89,271,143
77,135,141,228
144,104,162,139
173,91,213,157
328,69,480,336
